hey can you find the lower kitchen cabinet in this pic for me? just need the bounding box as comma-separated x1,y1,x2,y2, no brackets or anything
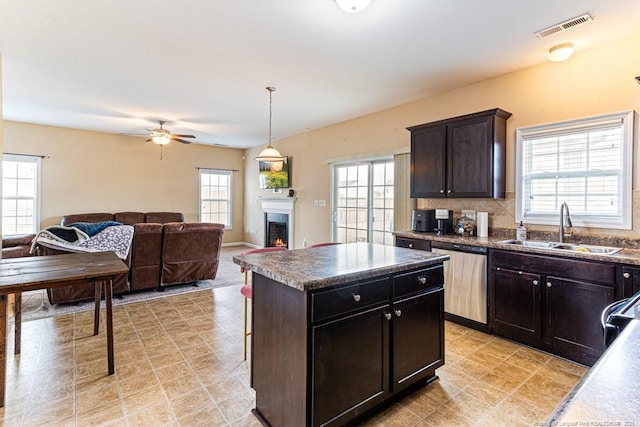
545,276,614,357
252,264,445,427
620,265,640,297
489,250,616,366
392,287,444,393
491,267,542,344
312,306,390,427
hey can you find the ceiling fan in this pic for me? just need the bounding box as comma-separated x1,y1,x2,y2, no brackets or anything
137,120,196,145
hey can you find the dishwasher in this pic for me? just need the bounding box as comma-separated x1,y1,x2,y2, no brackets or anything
431,241,487,329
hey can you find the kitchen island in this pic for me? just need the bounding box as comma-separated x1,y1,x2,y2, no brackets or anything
233,243,449,427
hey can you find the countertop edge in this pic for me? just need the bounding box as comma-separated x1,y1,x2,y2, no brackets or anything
393,231,640,265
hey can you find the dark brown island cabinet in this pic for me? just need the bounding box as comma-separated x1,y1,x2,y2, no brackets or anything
237,245,447,427
408,108,512,199
489,250,618,366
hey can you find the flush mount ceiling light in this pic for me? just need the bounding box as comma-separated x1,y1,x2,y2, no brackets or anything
335,0,372,13
255,87,285,162
548,43,574,62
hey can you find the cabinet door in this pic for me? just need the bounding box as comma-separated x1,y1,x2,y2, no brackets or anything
447,116,494,197
545,276,614,364
392,287,444,393
410,125,446,198
311,306,390,427
490,267,542,344
621,266,640,297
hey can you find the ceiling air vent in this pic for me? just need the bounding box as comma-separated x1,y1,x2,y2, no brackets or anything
535,13,593,39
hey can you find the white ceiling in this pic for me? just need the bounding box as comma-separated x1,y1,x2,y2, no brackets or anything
1,0,640,149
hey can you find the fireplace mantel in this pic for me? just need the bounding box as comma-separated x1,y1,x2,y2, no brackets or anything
259,197,296,248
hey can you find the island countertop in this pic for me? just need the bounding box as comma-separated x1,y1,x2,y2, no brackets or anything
232,242,449,291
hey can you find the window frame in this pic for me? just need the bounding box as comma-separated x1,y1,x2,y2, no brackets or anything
198,168,233,229
2,154,42,236
330,157,395,245
515,110,634,229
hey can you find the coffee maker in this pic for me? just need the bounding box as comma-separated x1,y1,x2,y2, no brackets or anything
411,209,454,233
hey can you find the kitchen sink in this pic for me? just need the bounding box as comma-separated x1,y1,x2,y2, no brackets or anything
497,240,622,255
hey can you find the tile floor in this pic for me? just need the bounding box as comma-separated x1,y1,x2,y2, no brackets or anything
0,284,587,426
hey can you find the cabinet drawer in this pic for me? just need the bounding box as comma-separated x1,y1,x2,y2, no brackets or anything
396,237,431,251
393,266,444,299
311,278,390,323
491,250,615,285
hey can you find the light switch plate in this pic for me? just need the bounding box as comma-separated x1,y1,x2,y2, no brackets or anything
461,210,476,220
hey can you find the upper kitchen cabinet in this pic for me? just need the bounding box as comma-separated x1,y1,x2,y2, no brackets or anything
408,108,512,198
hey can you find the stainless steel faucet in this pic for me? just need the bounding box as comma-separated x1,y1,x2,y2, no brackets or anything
559,202,573,243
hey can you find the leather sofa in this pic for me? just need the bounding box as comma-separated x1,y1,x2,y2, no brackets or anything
35,212,224,304
1,233,36,259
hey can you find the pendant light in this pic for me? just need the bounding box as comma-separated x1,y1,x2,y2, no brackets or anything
335,0,372,13
255,86,284,162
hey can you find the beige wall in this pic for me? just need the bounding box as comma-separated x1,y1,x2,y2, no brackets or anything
0,55,4,245
3,121,246,243
243,34,640,247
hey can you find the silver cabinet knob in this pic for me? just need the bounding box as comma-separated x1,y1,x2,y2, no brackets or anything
447,190,452,194
353,294,361,302
518,271,523,275
395,309,402,317
623,272,631,279
417,276,427,285
440,189,445,194
546,282,552,288
496,267,501,271
533,280,539,286
408,243,414,248
384,312,392,320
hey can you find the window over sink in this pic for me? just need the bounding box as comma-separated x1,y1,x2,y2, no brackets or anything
515,110,633,229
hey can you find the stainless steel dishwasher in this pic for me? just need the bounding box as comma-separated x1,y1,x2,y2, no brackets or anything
431,241,487,328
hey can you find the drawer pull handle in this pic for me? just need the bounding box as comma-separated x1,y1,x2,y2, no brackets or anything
395,309,402,317
623,272,631,279
384,312,392,320
408,244,414,248
417,276,427,285
533,280,539,286
546,282,552,288
353,294,361,302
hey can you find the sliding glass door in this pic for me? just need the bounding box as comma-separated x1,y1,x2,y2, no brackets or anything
332,159,394,245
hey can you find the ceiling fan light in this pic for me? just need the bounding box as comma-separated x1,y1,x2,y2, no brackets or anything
548,43,574,62
255,145,284,162
335,0,372,13
152,135,171,145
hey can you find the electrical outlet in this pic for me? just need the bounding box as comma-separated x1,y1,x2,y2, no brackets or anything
318,200,326,207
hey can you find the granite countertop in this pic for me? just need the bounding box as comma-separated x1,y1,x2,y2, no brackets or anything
232,242,449,291
394,231,640,265
548,319,640,424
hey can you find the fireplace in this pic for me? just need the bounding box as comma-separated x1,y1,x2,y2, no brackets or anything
265,213,289,248
260,197,296,249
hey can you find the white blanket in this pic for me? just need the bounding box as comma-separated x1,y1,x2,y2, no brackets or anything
31,225,134,260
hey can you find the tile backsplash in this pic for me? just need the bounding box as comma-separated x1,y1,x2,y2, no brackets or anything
417,189,640,243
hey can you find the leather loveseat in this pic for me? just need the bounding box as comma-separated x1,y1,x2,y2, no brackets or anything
2,233,36,259
35,212,225,304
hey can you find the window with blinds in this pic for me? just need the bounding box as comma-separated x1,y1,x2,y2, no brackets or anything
515,111,633,229
199,169,232,228
2,154,41,235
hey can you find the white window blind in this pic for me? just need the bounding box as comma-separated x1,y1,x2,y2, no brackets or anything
516,111,633,229
2,154,41,235
199,169,232,228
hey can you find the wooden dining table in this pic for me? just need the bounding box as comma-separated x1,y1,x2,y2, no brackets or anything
0,251,129,407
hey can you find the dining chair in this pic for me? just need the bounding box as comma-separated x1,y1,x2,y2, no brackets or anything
240,246,288,360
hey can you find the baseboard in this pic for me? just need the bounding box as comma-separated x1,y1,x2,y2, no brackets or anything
221,242,260,249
